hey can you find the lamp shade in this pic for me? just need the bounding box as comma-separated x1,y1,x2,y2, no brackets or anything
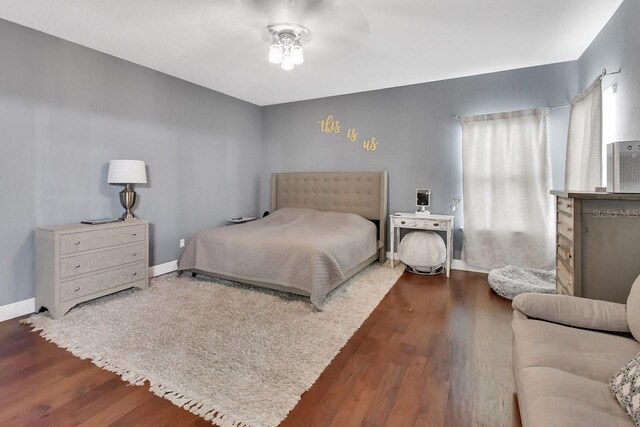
108,160,147,184
268,43,283,64
291,43,303,65
281,53,294,71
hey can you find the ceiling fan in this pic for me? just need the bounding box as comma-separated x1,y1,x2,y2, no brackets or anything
208,0,370,71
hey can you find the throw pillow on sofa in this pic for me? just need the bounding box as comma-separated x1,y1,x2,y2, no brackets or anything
610,352,640,426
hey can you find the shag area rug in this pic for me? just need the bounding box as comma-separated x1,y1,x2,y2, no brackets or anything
23,263,404,427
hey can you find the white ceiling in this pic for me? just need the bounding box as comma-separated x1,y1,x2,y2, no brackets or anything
0,0,623,106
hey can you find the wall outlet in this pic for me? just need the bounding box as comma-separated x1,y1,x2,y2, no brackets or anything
179,239,185,248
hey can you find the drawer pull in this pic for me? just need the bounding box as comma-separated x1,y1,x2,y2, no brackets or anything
75,264,81,269
567,204,572,208
132,232,138,236
74,241,81,246
433,223,439,227
74,286,80,292
132,272,137,276
132,252,138,257
400,221,406,225
568,254,572,259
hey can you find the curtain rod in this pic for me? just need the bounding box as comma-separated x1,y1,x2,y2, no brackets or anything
599,67,622,79
452,68,622,121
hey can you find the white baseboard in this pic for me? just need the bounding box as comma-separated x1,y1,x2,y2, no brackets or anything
2,258,485,323
386,252,489,274
0,298,36,322
0,261,180,323
149,260,179,277
450,259,490,274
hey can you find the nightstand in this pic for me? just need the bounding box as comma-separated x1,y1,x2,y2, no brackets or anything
389,213,454,277
226,217,257,225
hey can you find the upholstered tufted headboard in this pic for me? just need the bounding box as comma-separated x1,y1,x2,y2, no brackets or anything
270,171,388,262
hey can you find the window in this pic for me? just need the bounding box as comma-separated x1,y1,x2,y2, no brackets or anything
461,109,554,269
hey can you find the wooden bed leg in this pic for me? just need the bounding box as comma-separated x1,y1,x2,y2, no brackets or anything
378,248,387,264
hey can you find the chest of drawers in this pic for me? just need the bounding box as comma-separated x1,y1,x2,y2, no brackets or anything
552,190,640,303
554,197,580,297
35,220,149,318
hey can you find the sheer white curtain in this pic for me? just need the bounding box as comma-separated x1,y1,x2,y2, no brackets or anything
461,109,555,270
565,79,603,190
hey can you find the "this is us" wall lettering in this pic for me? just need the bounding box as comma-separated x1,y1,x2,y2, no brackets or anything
317,114,378,152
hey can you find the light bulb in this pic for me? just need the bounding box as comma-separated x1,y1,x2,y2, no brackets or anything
291,44,304,65
281,53,294,71
268,43,283,64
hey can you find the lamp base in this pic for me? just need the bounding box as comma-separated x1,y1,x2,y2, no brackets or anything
119,184,138,220
121,211,137,220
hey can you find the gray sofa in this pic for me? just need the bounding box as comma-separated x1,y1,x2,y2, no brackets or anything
512,275,640,427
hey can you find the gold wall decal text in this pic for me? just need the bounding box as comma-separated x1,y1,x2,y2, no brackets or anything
363,137,377,152
317,114,379,153
318,115,341,134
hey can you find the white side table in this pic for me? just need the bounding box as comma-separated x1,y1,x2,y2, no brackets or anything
389,213,454,277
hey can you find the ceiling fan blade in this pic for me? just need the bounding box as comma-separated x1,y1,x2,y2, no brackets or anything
245,0,325,24
298,0,370,56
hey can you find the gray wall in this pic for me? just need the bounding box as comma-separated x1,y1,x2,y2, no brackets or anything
261,62,579,258
11,4,636,307
578,0,640,141
0,19,263,306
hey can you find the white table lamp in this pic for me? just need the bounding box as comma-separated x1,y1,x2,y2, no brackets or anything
108,160,147,220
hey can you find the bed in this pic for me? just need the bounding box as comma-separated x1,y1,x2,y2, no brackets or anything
178,171,388,307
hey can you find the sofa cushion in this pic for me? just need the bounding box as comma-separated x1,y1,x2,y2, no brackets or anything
517,366,633,427
628,275,640,342
513,293,630,333
513,318,640,383
610,353,640,426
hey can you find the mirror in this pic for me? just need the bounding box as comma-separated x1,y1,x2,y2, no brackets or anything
416,189,431,210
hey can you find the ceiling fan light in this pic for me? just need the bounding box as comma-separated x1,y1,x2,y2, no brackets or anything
268,43,283,64
281,53,294,71
291,44,304,65
267,24,310,71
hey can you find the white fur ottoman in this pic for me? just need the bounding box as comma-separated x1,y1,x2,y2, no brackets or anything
398,231,446,275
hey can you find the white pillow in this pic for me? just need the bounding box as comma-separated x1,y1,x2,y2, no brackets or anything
610,352,640,426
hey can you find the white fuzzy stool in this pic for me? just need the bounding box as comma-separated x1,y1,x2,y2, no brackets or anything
398,231,446,275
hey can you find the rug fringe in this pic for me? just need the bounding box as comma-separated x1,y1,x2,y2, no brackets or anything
19,264,402,427
22,316,252,427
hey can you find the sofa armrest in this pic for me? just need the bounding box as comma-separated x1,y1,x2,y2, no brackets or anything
512,293,630,333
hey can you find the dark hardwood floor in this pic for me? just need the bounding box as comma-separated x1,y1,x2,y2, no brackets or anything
0,270,521,427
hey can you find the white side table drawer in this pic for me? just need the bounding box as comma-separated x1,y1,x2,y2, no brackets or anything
415,219,448,230
391,217,448,230
392,217,417,227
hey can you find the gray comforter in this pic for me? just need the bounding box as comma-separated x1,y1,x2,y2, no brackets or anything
178,207,378,307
